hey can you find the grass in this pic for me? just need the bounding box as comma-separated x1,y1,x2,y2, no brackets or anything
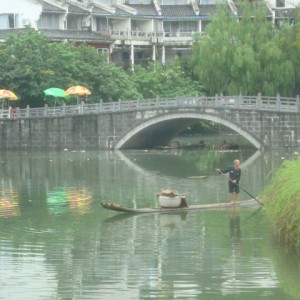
263,158,300,249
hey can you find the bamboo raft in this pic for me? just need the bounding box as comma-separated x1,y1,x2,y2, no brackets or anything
101,199,261,214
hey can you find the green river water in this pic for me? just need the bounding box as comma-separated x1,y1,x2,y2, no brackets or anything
0,148,299,300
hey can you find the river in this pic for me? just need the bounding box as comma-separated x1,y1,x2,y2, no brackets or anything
0,148,299,300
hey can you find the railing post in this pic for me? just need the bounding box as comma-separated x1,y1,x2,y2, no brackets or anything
118,98,121,111
62,102,66,116
297,95,300,113
99,99,103,112
256,93,261,109
26,105,30,118
44,104,48,117
175,95,179,107
276,93,280,111
237,94,241,108
215,94,218,107
156,96,159,108
80,101,84,114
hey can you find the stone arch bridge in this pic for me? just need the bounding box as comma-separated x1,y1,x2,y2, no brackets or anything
0,95,299,150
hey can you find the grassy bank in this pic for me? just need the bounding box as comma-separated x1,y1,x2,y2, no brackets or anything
262,158,300,249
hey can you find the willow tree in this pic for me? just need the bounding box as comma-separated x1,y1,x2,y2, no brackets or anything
192,1,295,96
192,6,236,95
274,7,300,96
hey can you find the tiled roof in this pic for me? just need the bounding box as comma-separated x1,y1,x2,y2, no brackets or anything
114,7,133,16
91,6,113,16
68,4,89,14
198,5,218,17
42,2,66,13
160,5,196,17
39,29,112,42
235,2,272,18
0,28,29,40
127,4,158,16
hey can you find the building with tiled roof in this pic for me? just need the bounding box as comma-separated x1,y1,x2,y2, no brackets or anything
0,0,297,69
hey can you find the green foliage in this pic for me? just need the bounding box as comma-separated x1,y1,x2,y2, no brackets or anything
263,158,300,248
130,62,202,98
191,2,296,96
0,29,203,106
0,29,141,106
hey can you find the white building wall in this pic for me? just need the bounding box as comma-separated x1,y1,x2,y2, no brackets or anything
0,0,42,28
266,0,300,8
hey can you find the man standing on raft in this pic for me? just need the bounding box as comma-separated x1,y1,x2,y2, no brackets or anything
216,159,241,204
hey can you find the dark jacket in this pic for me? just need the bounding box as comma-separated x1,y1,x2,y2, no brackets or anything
221,166,241,183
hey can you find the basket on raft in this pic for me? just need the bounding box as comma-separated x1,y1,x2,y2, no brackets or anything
156,189,188,208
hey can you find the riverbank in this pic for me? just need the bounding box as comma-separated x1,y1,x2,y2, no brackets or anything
262,158,300,249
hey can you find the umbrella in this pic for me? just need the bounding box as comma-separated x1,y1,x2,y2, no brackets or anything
65,85,91,104
0,89,18,109
44,87,68,106
0,89,18,100
43,87,67,98
65,85,91,96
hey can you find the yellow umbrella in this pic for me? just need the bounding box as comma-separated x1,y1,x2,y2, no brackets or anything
0,89,18,109
65,85,91,96
65,86,91,104
0,89,18,100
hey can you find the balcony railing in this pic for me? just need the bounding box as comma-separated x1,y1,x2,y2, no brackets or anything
109,29,195,42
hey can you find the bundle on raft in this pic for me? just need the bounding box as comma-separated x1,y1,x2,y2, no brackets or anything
155,188,188,208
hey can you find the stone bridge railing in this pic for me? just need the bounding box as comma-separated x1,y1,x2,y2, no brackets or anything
0,94,299,120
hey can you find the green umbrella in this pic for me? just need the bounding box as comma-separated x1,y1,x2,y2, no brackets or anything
43,88,68,106
44,87,67,98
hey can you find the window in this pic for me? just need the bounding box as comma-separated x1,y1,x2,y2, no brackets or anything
164,21,197,33
37,14,60,29
96,17,108,31
0,14,19,29
276,0,285,7
97,48,109,62
67,15,81,30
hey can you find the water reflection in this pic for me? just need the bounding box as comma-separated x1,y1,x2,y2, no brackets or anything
100,209,282,299
66,187,93,214
0,149,299,299
47,187,93,215
47,188,68,215
229,208,242,251
0,187,20,218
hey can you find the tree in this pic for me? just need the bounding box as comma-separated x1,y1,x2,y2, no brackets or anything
130,62,201,99
191,2,295,96
0,29,141,107
274,7,300,95
0,29,53,106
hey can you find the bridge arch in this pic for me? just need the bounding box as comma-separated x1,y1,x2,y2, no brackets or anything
114,112,262,150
